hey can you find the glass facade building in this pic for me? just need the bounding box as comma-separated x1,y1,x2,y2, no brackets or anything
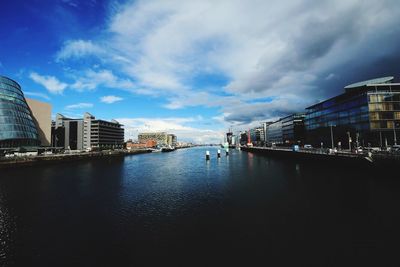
239,132,248,146
305,77,400,148
250,127,264,146
0,76,39,148
266,119,283,145
282,113,306,145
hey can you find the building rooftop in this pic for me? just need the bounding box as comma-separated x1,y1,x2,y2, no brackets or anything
307,76,400,109
344,76,394,89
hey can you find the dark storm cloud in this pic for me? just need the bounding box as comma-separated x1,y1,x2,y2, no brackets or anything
223,0,400,124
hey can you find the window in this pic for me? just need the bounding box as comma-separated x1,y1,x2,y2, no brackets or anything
370,122,380,129
370,112,379,120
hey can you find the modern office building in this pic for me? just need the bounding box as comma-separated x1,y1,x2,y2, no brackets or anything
51,114,84,150
239,131,248,146
262,121,273,146
83,112,94,149
226,131,234,146
250,127,264,146
26,98,52,146
83,112,124,149
281,113,306,145
0,76,40,148
52,112,124,150
167,134,177,147
266,119,283,145
138,132,168,146
305,76,400,148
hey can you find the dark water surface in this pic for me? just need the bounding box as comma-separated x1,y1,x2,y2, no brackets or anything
0,147,399,266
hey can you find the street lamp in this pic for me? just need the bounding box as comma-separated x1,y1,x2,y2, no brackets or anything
330,125,336,149
347,131,352,151
394,122,399,146
356,132,359,148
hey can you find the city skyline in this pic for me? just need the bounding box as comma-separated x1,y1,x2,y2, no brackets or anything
2,0,400,143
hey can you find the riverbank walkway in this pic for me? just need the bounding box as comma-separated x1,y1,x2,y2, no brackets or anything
0,149,150,169
241,146,400,166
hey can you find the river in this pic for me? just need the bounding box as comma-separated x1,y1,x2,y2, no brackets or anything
0,147,398,265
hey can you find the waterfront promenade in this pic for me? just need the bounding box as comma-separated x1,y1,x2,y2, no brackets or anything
0,149,150,169
0,145,197,169
241,146,400,166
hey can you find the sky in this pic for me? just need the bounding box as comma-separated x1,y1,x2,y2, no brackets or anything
1,0,400,143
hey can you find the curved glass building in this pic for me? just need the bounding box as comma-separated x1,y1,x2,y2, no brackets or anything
0,75,39,148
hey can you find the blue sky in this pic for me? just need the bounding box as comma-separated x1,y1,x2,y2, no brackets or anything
1,0,400,142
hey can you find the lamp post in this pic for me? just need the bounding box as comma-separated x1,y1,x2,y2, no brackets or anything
330,125,335,149
394,122,399,146
347,131,352,152
356,132,359,148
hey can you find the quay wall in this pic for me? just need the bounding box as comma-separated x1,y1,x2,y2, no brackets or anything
241,147,373,166
0,149,151,169
241,146,400,169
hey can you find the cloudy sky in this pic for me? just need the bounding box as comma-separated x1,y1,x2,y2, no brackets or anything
1,0,400,143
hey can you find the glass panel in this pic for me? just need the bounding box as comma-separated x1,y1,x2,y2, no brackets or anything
370,122,380,129
370,112,379,120
381,112,394,119
383,103,393,111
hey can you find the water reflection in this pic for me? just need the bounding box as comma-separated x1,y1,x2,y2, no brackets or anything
0,190,16,264
0,148,399,265
295,163,301,176
247,152,254,171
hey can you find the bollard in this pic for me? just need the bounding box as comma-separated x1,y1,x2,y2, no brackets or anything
217,149,221,158
226,148,229,156
206,150,210,160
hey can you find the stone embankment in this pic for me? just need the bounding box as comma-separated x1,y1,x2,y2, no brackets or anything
0,149,151,169
241,146,400,167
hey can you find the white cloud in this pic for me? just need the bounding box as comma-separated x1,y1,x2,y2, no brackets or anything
55,0,400,126
29,72,68,94
100,95,123,104
56,40,104,61
163,91,240,110
70,69,134,91
24,91,51,100
65,102,93,109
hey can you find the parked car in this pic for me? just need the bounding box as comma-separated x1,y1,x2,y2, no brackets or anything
364,147,380,152
355,146,363,153
328,148,337,154
392,145,400,150
391,145,400,153
304,144,313,149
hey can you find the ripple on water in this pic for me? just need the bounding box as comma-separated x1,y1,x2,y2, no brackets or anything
0,147,399,265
